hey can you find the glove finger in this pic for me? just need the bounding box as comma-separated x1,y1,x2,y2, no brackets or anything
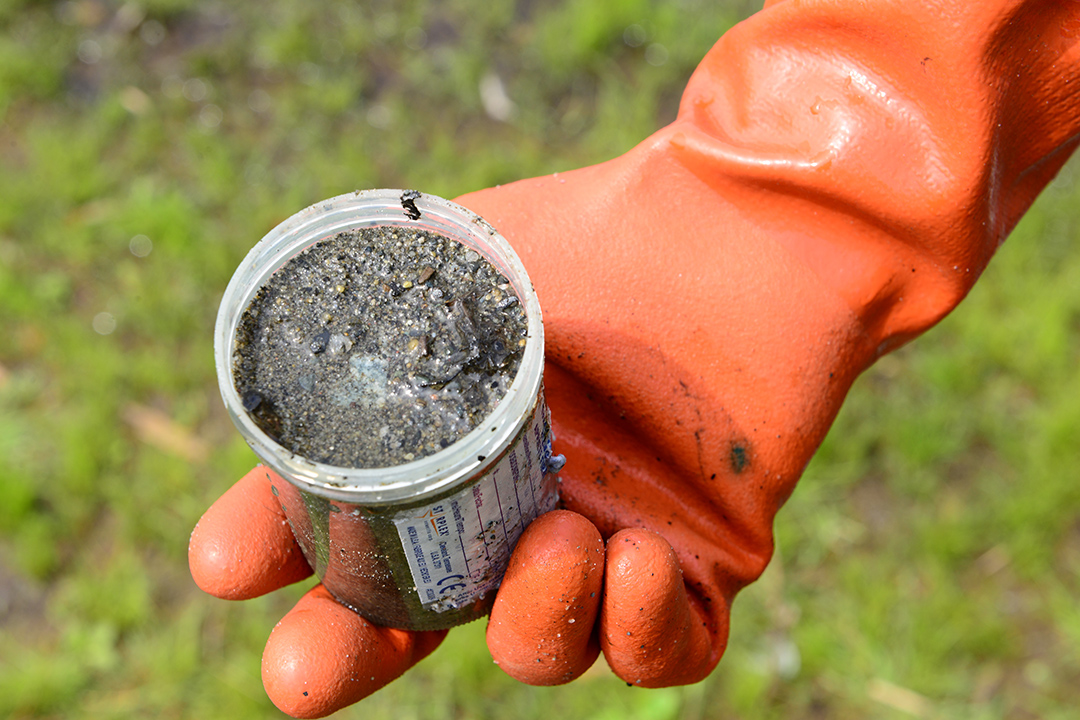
600,528,716,687
263,583,447,718
189,465,313,600
486,510,604,685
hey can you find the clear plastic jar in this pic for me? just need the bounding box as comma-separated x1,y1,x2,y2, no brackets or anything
214,190,560,629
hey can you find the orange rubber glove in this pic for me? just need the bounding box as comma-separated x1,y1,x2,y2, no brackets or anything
189,0,1080,716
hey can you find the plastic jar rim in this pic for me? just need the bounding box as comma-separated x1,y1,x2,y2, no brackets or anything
213,189,545,506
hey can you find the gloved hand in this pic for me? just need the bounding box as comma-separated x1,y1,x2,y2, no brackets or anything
189,0,1080,716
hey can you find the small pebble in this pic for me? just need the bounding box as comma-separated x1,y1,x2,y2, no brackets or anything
311,329,330,354
327,333,352,356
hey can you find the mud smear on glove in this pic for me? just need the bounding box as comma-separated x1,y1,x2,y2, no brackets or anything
232,226,527,468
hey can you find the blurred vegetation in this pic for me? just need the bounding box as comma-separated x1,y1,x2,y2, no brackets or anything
1,0,1078,718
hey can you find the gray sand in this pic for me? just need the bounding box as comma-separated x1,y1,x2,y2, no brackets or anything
232,226,527,468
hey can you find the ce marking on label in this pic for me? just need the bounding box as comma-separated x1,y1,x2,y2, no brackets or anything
437,574,467,594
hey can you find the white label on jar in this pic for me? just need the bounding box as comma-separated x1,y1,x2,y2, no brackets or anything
392,400,560,613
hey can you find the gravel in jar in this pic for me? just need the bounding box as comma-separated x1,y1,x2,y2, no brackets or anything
232,226,528,468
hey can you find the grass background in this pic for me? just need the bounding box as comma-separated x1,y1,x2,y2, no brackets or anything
1,0,1078,718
